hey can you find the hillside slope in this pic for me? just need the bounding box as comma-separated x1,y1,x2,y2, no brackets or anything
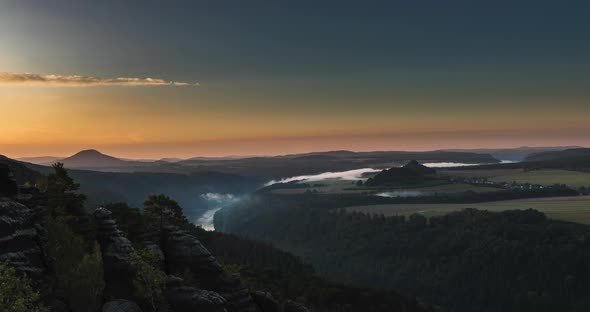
216,194,590,312
525,148,590,162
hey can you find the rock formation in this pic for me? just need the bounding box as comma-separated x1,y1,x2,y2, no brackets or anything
283,301,310,312
0,199,46,279
0,163,18,196
93,209,265,312
165,286,228,312
102,299,143,312
252,291,279,312
93,207,138,300
162,227,261,312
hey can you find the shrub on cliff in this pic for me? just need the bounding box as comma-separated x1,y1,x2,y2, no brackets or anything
102,202,145,242
46,162,86,217
46,218,105,312
130,249,167,312
143,194,188,231
66,244,105,312
0,261,47,312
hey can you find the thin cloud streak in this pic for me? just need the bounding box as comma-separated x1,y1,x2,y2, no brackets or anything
0,72,196,87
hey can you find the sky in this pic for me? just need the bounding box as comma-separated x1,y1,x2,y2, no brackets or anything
1,1,589,158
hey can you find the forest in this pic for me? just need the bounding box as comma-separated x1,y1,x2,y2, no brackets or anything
216,193,590,312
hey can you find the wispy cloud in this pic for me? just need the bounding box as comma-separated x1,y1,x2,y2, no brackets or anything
0,72,197,87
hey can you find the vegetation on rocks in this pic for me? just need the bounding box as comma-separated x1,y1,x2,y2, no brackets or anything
130,249,167,312
0,261,47,312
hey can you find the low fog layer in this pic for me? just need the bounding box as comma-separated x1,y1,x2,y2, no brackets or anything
264,161,500,186
196,193,240,231
265,168,381,186
375,191,429,198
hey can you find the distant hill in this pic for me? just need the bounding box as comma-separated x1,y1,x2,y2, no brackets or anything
59,149,134,169
364,160,437,186
179,150,498,178
442,146,581,161
0,155,43,184
12,152,265,221
159,157,184,163
443,148,590,173
17,156,63,165
525,148,590,162
18,149,499,179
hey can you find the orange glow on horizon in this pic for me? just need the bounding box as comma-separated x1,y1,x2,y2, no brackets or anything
1,85,589,159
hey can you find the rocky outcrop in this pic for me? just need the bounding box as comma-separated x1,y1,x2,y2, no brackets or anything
283,301,310,312
0,199,46,279
93,207,137,300
252,291,280,312
162,227,260,312
165,286,227,312
90,208,308,312
0,164,18,196
102,299,143,312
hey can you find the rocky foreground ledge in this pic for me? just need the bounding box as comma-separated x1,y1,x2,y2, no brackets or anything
0,164,308,312
1,196,310,312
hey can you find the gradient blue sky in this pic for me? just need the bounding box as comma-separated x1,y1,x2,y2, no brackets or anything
1,1,589,158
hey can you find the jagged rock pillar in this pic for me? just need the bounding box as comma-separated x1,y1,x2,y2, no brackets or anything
93,207,137,300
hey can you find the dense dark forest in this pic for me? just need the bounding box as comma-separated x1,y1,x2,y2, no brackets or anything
216,193,590,312
189,227,428,312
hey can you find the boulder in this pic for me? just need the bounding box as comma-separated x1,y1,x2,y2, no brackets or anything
162,227,260,312
93,207,137,300
102,299,143,312
165,286,227,312
283,300,310,312
252,291,280,312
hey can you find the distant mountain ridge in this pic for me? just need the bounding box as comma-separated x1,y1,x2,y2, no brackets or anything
14,148,500,177
59,149,133,168
0,155,43,185
525,148,590,162
17,156,63,165
441,146,582,161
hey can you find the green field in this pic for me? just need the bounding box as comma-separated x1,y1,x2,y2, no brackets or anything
346,196,590,225
401,183,501,193
272,182,500,195
489,169,590,188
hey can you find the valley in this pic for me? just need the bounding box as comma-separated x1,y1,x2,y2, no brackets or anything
3,4,590,312
3,146,590,312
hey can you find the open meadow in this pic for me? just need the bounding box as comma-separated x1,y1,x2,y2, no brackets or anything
346,196,590,224
489,169,590,188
